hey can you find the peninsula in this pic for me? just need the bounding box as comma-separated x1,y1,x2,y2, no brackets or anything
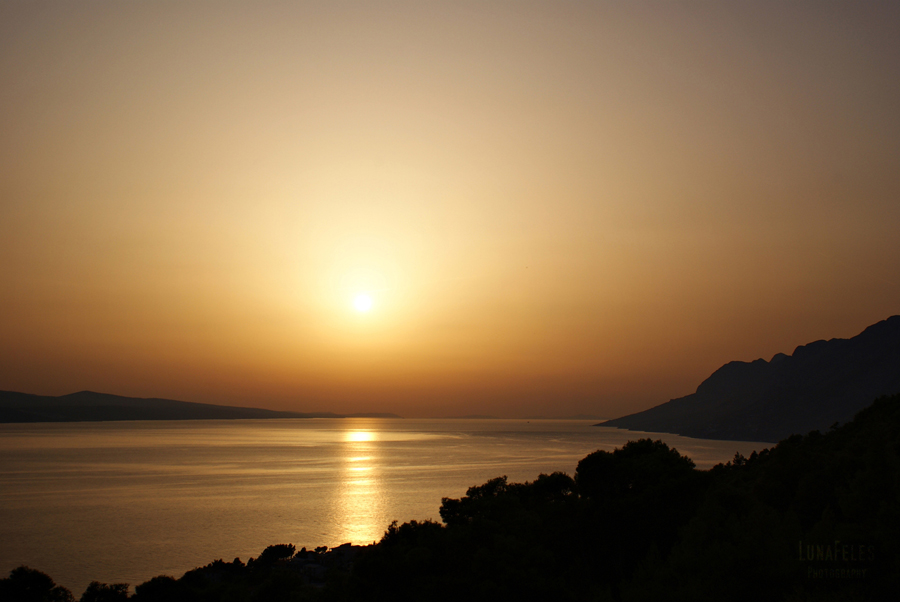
0,390,400,423
600,315,900,442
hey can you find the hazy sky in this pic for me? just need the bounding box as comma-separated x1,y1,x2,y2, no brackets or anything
2,1,898,418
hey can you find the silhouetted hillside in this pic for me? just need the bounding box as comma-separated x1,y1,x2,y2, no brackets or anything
600,316,900,441
0,390,401,423
342,394,900,602
5,394,898,601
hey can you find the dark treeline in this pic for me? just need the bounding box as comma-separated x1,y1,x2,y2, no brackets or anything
4,394,899,602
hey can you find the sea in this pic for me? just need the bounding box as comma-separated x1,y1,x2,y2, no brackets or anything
0,418,769,594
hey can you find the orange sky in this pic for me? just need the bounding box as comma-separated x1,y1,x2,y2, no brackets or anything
2,1,898,418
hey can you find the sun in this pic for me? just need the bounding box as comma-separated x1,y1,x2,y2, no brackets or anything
353,293,373,313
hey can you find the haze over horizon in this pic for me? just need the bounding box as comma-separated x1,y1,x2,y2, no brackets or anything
2,1,898,419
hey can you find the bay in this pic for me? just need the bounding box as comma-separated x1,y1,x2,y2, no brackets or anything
0,418,767,594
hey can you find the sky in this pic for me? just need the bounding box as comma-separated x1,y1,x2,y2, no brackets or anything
1,1,898,419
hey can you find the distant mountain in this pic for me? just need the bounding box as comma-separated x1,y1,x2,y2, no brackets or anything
599,315,900,442
0,390,401,423
344,412,403,419
440,414,500,419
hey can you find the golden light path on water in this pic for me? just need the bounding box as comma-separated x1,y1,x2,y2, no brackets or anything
334,430,386,544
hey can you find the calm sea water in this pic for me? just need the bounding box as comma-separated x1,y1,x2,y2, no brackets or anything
0,418,767,594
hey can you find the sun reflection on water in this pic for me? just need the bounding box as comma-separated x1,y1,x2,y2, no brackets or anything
334,428,386,544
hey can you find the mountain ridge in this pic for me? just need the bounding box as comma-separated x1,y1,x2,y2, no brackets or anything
599,315,900,442
0,390,402,423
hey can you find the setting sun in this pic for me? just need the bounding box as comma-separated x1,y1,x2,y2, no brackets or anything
353,294,373,313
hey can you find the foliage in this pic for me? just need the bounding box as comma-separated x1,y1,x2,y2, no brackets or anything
623,394,900,602
256,544,296,566
343,438,706,602
79,581,129,602
126,550,328,602
0,566,75,602
346,395,900,601
8,393,900,601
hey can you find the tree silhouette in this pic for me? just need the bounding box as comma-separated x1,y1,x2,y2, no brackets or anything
78,582,128,602
0,566,74,602
256,544,296,565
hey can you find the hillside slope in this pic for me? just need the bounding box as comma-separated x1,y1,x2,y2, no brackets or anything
0,390,399,422
600,316,900,441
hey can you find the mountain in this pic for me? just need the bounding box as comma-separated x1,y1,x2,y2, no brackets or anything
0,390,401,423
440,414,500,419
599,315,900,442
